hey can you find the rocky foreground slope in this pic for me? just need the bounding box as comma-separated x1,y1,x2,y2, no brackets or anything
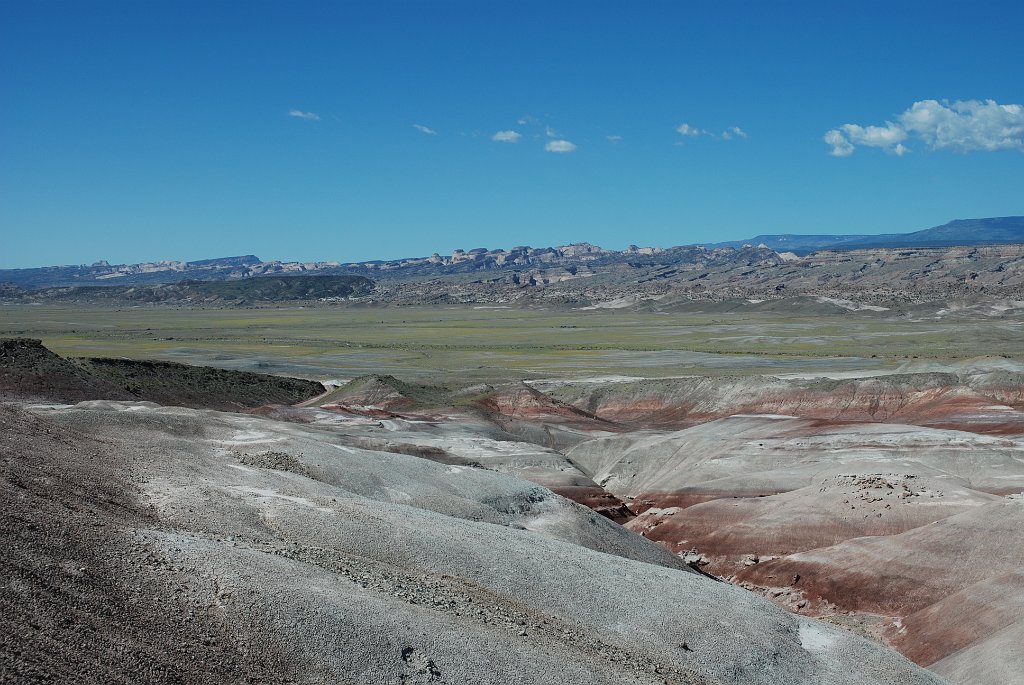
0,401,944,684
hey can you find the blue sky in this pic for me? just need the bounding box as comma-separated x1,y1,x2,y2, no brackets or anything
2,0,1022,268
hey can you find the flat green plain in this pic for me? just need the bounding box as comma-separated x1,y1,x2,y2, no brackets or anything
2,303,1020,384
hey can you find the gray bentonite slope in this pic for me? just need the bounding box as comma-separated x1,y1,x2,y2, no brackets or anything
1,401,945,684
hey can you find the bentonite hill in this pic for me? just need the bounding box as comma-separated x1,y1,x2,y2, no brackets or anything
1,351,944,685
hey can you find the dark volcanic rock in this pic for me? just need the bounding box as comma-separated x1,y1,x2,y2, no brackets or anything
0,338,133,403
76,356,323,410
0,338,323,410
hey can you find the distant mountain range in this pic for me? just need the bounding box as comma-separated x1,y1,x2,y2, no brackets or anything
1,216,1022,290
0,254,327,289
708,216,1024,253
1,274,373,305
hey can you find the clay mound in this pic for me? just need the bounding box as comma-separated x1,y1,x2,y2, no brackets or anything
478,383,611,427
317,405,635,522
879,384,1024,436
630,472,1000,577
561,397,1024,682
551,372,1024,435
323,380,617,448
316,380,634,521
566,416,1024,505
737,499,1024,617
321,374,451,410
928,619,1024,685
735,499,1024,679
884,572,1024,670
475,383,620,451
964,368,1024,410
565,417,1024,507
48,402,683,571
1,401,943,685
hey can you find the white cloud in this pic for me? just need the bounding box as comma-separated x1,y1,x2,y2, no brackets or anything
722,126,747,140
607,135,622,143
544,125,561,138
823,129,854,157
825,99,1024,156
288,109,320,121
492,130,522,143
830,122,908,156
678,122,748,141
824,121,910,156
901,99,1024,152
544,139,577,153
413,124,437,135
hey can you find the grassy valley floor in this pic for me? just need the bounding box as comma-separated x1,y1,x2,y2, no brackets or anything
2,303,1021,385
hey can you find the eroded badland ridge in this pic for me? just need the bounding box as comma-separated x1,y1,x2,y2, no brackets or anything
2,341,953,685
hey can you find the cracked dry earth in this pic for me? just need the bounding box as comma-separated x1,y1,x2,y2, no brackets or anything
1,401,944,684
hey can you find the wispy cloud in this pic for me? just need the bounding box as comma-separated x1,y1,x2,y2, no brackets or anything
722,126,747,140
544,139,577,153
678,122,747,142
607,135,622,143
544,125,561,138
413,123,437,135
826,122,908,157
288,109,320,121
491,130,522,143
825,99,1024,156
675,123,704,137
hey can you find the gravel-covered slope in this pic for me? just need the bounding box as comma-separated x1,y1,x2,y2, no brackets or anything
1,401,945,685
